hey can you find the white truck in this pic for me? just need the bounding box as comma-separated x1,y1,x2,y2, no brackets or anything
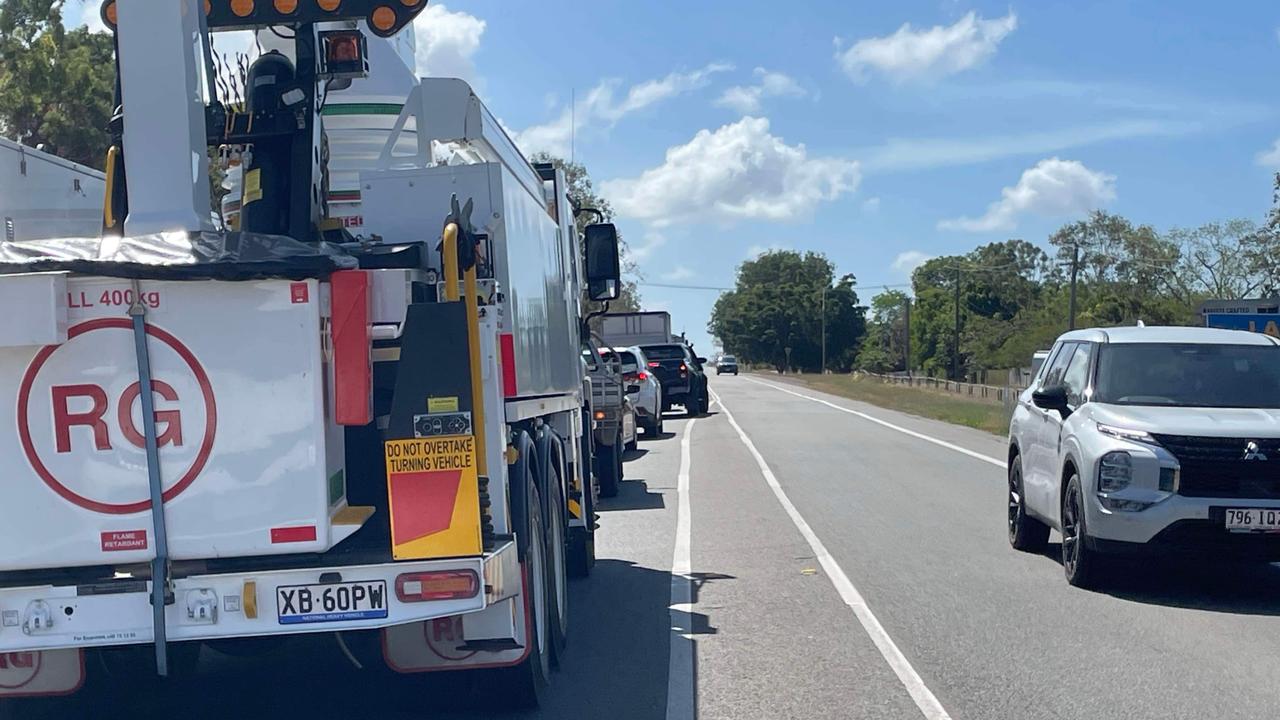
0,138,105,243
0,0,619,709
600,311,674,347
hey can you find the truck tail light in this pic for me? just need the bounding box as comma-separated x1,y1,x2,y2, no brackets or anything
647,361,660,368
395,570,480,602
594,410,606,421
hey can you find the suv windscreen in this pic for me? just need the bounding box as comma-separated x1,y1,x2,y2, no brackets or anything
642,345,687,361
1094,343,1280,408
721,356,736,363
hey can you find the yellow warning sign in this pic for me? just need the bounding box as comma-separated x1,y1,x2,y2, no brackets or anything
385,435,482,560
243,168,263,205
428,396,460,413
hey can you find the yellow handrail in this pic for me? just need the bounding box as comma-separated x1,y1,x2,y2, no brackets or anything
441,222,487,476
103,146,119,229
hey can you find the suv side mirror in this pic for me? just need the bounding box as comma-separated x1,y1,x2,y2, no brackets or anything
696,357,708,365
1031,384,1070,413
585,223,621,301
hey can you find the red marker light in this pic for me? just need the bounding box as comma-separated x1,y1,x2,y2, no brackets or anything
647,361,660,368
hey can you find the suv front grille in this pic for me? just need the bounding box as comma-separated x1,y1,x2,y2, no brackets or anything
1152,434,1280,499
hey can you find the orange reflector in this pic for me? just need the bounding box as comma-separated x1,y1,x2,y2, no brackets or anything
370,6,396,31
317,0,341,10
399,0,421,6
326,33,361,63
396,570,480,602
204,0,212,15
242,581,258,619
274,0,298,13
102,1,117,27
230,0,254,17
594,410,606,421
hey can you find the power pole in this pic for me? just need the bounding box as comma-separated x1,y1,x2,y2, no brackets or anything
1068,243,1080,330
904,297,911,377
952,267,961,381
820,287,827,375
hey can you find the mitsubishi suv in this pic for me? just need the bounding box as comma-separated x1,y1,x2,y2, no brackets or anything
1007,326,1280,587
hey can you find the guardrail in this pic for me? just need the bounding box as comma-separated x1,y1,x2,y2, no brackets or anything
862,371,1025,405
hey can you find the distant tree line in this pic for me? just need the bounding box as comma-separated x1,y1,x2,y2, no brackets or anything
860,179,1280,380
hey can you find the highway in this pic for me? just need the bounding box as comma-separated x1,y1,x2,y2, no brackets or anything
15,374,1280,719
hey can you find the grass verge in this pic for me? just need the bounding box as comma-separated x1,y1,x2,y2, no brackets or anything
775,373,1011,436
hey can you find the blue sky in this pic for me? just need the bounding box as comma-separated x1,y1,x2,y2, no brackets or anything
70,1,1280,355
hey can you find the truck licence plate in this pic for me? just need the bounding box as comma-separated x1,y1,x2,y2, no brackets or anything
276,580,388,625
1224,508,1280,532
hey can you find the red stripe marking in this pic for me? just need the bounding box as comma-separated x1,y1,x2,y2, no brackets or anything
500,333,518,397
271,526,317,544
331,271,372,426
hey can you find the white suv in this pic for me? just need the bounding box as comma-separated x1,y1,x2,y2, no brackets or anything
1007,326,1280,587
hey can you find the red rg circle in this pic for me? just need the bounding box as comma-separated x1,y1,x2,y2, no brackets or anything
0,652,42,690
17,318,218,515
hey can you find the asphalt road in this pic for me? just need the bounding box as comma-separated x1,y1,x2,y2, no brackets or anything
13,374,1280,719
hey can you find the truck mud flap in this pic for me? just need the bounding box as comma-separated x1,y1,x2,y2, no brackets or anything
0,650,84,698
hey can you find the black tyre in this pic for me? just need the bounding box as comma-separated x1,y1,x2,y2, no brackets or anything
568,414,596,578
1062,473,1104,588
494,476,551,709
655,414,665,436
1008,457,1049,552
615,432,625,481
544,455,569,667
596,438,621,498
626,431,638,452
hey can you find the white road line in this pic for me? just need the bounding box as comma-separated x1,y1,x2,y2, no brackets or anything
743,377,1006,469
710,388,954,720
665,415,697,720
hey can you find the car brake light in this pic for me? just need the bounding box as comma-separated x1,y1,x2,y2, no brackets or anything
679,362,688,372
647,361,660,368
396,570,480,602
637,372,648,381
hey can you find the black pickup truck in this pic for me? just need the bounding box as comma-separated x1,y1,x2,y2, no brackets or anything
639,342,709,416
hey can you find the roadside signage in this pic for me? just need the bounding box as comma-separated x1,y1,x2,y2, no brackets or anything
1204,313,1280,338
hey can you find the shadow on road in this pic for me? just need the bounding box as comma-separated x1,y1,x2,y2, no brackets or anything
1040,541,1280,615
623,447,650,461
5,560,722,720
598,479,667,512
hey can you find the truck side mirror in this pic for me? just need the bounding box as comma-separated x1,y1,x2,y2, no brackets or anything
585,223,621,301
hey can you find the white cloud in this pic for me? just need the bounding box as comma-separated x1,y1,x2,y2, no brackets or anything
413,4,486,85
515,64,732,158
746,243,790,259
69,1,107,33
836,11,1017,83
603,117,860,227
628,233,667,263
862,197,881,213
892,250,932,274
715,68,807,114
662,266,695,281
939,157,1116,232
1256,139,1280,167
863,119,1195,172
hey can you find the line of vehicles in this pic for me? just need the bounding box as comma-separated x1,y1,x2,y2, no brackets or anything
584,311,716,498
0,1,713,711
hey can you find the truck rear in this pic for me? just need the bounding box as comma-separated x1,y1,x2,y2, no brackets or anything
0,0,623,709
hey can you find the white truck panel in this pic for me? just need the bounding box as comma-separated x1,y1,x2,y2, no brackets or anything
0,138,104,243
0,276,342,571
360,162,580,398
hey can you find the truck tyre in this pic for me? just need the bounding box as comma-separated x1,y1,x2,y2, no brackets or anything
596,438,621,498
1008,458,1049,552
568,412,596,577
1062,473,1104,588
495,463,552,709
540,439,569,667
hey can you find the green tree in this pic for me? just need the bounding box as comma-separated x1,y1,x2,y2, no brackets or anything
709,250,865,372
858,289,909,373
529,152,641,312
0,0,115,168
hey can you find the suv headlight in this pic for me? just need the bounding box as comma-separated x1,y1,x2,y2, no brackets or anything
1096,423,1157,445
1098,451,1132,492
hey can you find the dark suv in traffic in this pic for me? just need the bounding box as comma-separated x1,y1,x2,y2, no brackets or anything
639,343,709,415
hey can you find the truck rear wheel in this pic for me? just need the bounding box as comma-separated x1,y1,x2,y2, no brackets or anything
493,471,552,709
544,450,569,667
596,438,621,498
568,411,596,577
